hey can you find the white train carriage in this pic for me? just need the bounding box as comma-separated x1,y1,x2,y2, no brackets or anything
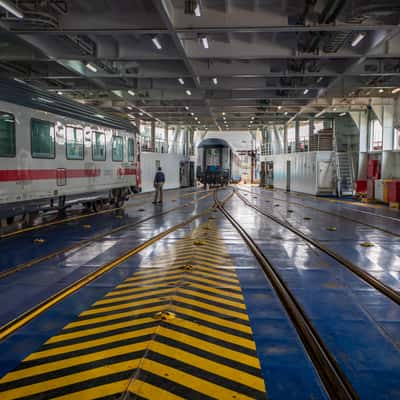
0,80,141,225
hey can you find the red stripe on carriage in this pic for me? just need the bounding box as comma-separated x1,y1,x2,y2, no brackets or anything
118,168,137,176
0,169,101,182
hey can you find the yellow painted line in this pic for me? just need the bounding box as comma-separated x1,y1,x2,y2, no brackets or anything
1,342,148,382
80,296,169,316
149,342,265,392
52,379,131,400
0,210,207,342
187,282,244,300
48,316,155,344
168,318,256,350
125,269,185,282
180,287,246,309
94,287,175,306
158,326,260,368
173,296,249,321
117,272,184,288
65,304,166,329
189,269,240,284
28,327,156,359
174,305,252,334
179,274,241,289
128,378,185,400
0,359,141,400
104,285,175,298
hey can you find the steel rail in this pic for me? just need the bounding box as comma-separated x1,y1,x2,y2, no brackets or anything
0,204,215,342
0,191,213,280
0,188,209,240
215,195,358,400
237,187,400,237
235,189,400,306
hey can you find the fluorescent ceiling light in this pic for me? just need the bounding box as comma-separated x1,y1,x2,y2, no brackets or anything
222,112,226,115
184,106,189,110
212,77,218,85
128,90,135,96
284,111,288,115
303,89,309,95
339,112,346,116
85,63,97,73
190,112,194,116
315,110,325,118
0,0,24,19
186,89,192,96
378,88,384,93
201,36,209,49
127,106,133,110
194,116,198,120
392,88,400,94
95,114,105,119
152,37,162,50
139,112,143,116
251,116,255,120
333,107,337,111
57,91,63,95
277,105,282,110
351,33,366,47
178,78,185,85
13,78,25,84
194,2,201,16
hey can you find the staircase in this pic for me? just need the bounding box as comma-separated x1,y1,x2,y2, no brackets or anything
332,129,354,197
336,152,354,196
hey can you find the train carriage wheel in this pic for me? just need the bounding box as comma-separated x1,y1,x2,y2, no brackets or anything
92,200,104,212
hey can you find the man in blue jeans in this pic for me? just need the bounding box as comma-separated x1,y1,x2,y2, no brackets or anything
153,166,165,204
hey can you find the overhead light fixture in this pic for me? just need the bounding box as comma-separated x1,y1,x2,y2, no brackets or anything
378,88,384,93
184,106,189,110
0,0,24,19
128,90,135,96
178,78,185,85
197,121,201,124
284,111,288,116
251,116,255,120
351,33,366,47
303,89,309,95
201,36,209,49
333,107,337,111
212,77,218,85
315,110,325,118
85,63,97,73
194,1,201,16
222,112,226,116
194,116,198,120
139,112,144,116
392,88,400,94
190,112,194,116
186,89,192,96
277,105,282,110
127,106,133,110
152,36,162,50
57,91,63,95
339,112,347,116
95,114,105,119
13,78,25,84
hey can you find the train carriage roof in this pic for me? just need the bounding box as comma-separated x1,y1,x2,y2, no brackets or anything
198,138,230,148
0,79,137,133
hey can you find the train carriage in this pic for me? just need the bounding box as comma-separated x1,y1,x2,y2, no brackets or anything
196,138,240,186
0,80,141,226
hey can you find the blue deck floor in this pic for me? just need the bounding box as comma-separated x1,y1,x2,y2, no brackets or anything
0,185,399,399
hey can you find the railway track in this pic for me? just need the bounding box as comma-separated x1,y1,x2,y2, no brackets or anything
234,188,400,306
0,189,226,342
0,188,209,241
215,193,358,400
237,187,400,238
0,191,213,280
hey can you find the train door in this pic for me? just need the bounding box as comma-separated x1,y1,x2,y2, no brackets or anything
286,160,291,192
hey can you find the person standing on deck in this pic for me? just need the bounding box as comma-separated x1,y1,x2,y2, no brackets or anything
153,166,165,204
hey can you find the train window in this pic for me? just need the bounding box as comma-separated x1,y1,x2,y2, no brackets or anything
66,127,84,160
112,136,124,161
0,112,15,157
92,132,106,161
128,138,135,161
31,119,55,159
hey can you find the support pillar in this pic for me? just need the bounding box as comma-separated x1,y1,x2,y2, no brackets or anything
151,121,156,152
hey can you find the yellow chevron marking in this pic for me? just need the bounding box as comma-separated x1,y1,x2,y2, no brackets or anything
127,378,184,400
0,221,267,400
